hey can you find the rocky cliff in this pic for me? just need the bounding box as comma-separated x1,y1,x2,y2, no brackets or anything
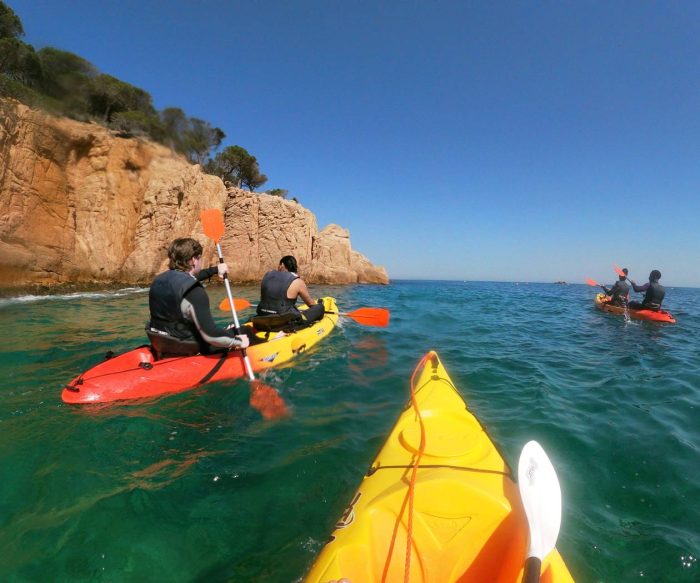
0,99,388,289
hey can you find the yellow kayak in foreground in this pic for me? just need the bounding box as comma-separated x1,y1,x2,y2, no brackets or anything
305,351,574,583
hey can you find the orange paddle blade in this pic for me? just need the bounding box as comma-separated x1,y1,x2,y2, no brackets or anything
201,208,225,243
249,380,289,420
219,297,252,311
585,278,598,287
614,265,627,278
344,307,390,327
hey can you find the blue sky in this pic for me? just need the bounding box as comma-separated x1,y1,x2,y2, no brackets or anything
10,1,700,286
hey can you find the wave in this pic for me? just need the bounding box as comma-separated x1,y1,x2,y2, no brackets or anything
0,286,148,307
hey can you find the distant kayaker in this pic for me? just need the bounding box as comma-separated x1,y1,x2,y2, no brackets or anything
148,238,250,354
600,268,630,306
257,255,325,324
628,269,666,311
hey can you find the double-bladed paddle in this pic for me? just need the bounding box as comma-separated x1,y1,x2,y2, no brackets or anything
201,209,288,420
219,297,390,327
518,440,562,583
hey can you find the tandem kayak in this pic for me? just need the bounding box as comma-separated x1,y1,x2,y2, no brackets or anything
305,351,574,583
594,293,676,324
62,297,339,404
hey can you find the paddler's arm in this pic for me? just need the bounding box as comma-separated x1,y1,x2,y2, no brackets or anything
181,286,249,349
288,277,317,308
196,263,229,282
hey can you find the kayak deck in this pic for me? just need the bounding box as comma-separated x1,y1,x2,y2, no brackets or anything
304,351,574,582
62,297,338,404
594,293,676,323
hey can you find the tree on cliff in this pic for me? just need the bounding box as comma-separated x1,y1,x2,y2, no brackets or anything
88,74,156,122
157,107,225,164
0,5,41,89
0,1,23,38
205,146,268,191
37,47,96,114
0,37,42,87
184,118,225,165
266,188,288,198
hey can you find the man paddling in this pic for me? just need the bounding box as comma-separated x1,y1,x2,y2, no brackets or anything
600,268,630,307
257,255,325,324
148,238,250,355
628,269,666,311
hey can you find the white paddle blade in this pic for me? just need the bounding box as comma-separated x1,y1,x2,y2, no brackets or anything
518,440,562,560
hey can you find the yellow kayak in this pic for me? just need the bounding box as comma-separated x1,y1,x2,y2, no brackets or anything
305,351,575,583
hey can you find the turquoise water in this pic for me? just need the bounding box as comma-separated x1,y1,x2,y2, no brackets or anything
0,281,698,582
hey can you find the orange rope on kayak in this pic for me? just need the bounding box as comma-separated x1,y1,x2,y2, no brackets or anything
403,353,430,582
381,352,430,583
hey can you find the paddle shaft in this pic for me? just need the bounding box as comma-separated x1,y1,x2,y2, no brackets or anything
216,242,254,382
523,556,542,583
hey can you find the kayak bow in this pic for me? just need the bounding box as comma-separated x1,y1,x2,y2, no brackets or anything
305,351,574,582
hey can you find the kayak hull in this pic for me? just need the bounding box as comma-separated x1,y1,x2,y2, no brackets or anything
304,351,574,583
594,293,676,323
62,297,338,404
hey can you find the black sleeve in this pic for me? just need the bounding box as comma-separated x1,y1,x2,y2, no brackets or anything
184,285,236,340
196,266,219,282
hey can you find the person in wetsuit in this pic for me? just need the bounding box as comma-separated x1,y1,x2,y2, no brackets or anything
148,238,250,354
600,268,631,307
256,255,325,324
628,269,666,311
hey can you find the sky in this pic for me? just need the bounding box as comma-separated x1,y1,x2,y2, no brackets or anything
8,1,700,286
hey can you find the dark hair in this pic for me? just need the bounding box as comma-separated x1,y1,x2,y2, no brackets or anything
168,238,203,271
650,269,661,282
280,255,298,273
622,268,629,275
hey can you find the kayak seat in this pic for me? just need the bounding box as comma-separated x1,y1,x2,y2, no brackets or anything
251,313,305,332
146,329,200,359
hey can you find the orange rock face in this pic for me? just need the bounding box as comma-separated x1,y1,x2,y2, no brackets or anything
0,99,388,288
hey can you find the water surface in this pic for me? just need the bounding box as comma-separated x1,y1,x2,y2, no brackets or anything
1,281,698,581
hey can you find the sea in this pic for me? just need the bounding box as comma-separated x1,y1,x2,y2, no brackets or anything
0,280,698,582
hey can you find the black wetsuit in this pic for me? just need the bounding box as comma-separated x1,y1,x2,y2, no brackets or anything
602,280,630,306
257,270,324,323
148,267,244,353
629,280,665,311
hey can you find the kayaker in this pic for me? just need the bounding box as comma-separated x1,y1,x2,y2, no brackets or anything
256,255,325,324
148,238,250,354
628,269,666,311
600,268,630,306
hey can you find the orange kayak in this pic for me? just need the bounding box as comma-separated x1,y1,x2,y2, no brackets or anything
594,293,675,323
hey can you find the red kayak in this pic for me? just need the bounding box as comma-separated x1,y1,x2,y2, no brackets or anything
62,297,339,404
594,293,676,324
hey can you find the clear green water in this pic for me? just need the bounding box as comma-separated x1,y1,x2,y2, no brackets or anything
0,281,698,582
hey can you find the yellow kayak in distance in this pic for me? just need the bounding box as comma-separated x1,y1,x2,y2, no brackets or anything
305,351,575,583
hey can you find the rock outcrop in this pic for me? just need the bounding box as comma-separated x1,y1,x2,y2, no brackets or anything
0,99,388,289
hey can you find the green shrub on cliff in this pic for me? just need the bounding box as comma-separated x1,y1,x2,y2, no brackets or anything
0,1,22,38
37,47,96,116
205,145,268,191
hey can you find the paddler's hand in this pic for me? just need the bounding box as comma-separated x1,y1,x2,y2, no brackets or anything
217,263,229,279
234,334,250,349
